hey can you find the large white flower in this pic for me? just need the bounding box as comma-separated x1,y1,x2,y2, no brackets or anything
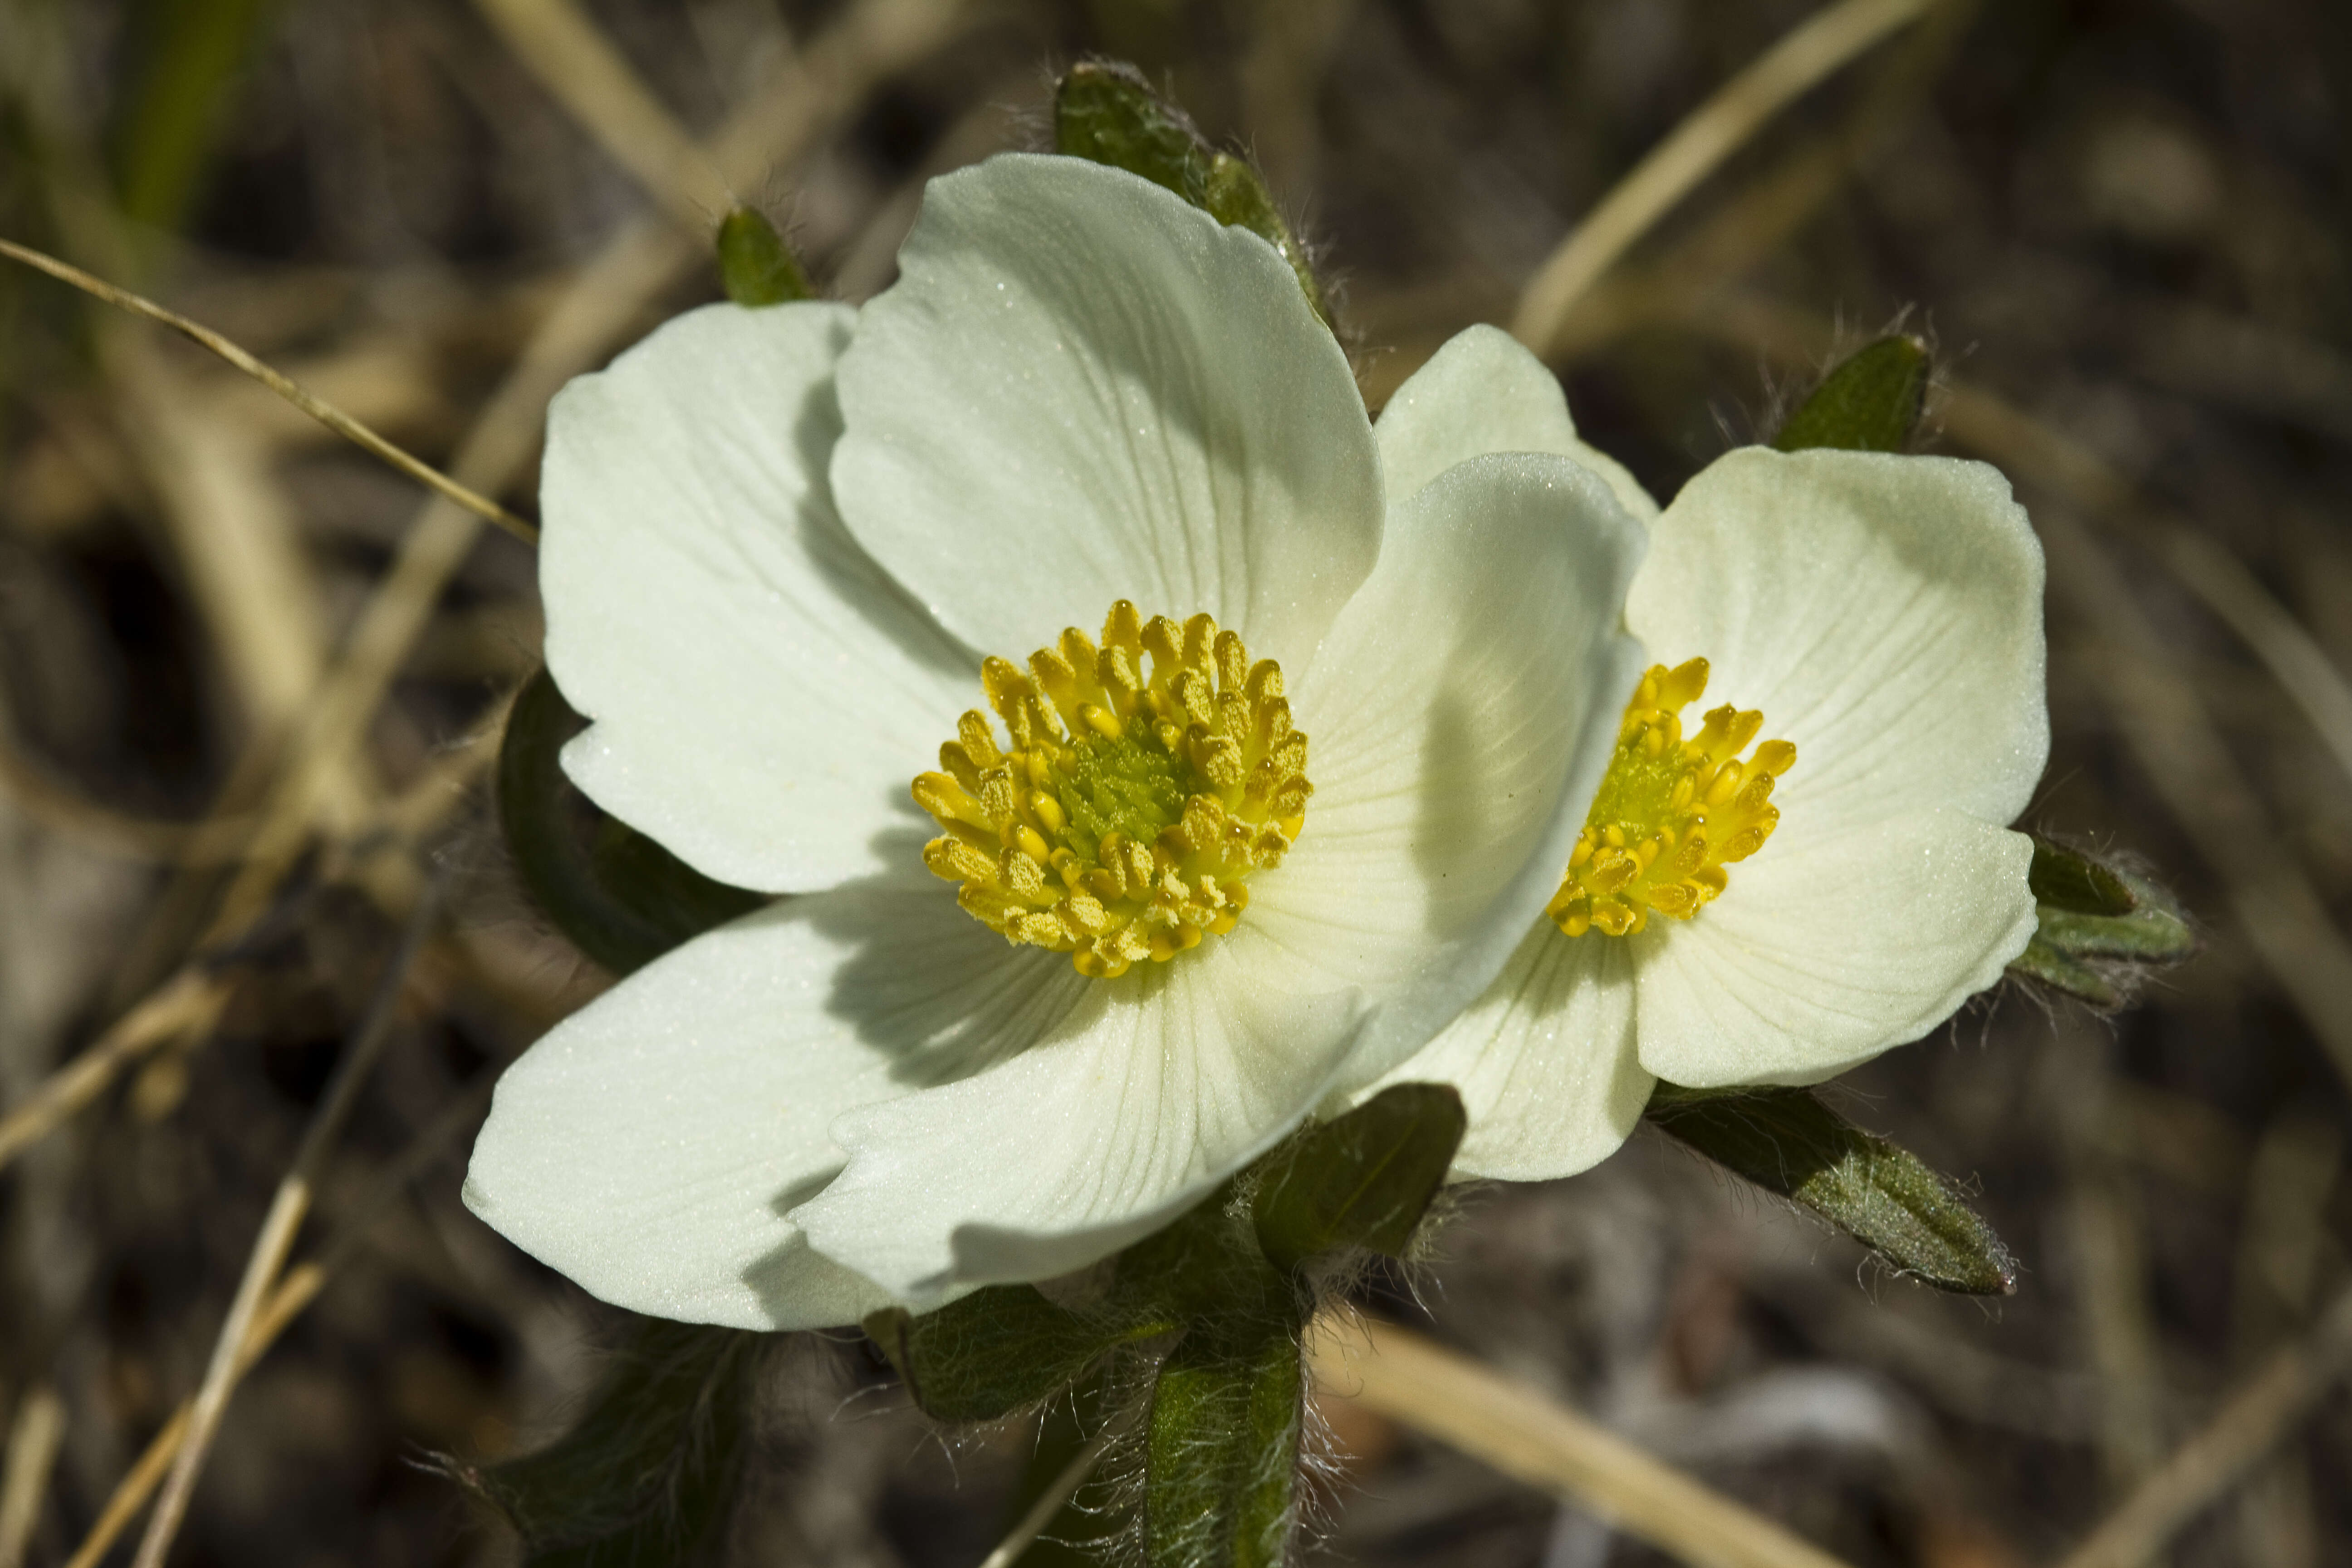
463,157,1649,1327
1367,328,2048,1182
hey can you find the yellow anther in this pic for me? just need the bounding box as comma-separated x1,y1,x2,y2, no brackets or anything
956,711,1001,768
1105,600,1143,653
1142,615,1182,671
1548,660,1796,940
1658,658,1710,709
915,603,1311,977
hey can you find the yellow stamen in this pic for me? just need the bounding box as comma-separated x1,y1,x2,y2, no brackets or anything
1548,657,1795,939
914,603,1313,978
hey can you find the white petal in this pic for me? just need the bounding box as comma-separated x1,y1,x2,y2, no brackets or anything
462,882,1085,1328
1259,453,1648,1084
1631,809,2037,1087
789,923,1368,1304
1370,920,1650,1182
1628,448,2048,844
542,301,974,895
830,154,1382,667
1374,324,1660,524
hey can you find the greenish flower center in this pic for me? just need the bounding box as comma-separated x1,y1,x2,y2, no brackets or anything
1058,732,1186,857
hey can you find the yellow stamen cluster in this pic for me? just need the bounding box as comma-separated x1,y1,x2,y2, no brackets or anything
1548,657,1796,939
913,601,1311,978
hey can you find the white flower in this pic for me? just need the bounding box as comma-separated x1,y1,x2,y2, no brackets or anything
462,156,1648,1327
1368,329,2048,1182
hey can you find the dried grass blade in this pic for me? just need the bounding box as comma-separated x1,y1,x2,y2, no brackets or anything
1511,0,1933,356
0,237,537,546
128,881,442,1568
1308,1316,1857,1568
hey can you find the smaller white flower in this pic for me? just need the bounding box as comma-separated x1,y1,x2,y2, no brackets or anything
1367,329,2048,1181
463,158,1649,1327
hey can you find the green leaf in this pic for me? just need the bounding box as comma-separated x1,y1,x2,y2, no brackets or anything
497,667,766,975
1771,335,1931,454
1144,1327,1303,1568
1129,1216,1291,1346
456,1319,764,1568
2007,931,2123,1008
1055,60,1211,203
1203,153,1332,328
2033,898,2196,964
1648,1087,2015,1294
715,207,812,307
2027,835,2137,916
2008,837,2197,1006
864,1286,1176,1423
1053,61,1330,328
1250,1083,1465,1272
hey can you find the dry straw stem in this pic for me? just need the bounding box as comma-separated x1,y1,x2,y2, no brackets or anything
62,1266,323,1568
975,1418,1121,1568
2056,1285,2352,1568
472,0,735,227
0,967,227,1177
0,1387,66,1568
204,0,973,944
1537,0,1975,368
1307,1316,1856,1568
0,716,259,864
6,49,379,839
64,1072,505,1568
2053,1018,2171,1492
2152,525,2352,792
1510,0,1934,358
0,718,499,1181
0,237,538,547
130,882,443,1568
2038,507,2352,1089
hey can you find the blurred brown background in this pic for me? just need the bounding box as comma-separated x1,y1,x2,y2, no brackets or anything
2,0,2350,1564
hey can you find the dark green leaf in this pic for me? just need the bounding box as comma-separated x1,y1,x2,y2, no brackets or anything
1053,60,1329,327
498,667,766,975
2007,930,2123,1008
2033,899,2196,964
1144,1327,1303,1568
1117,1179,1292,1327
1771,335,1931,454
2027,836,2137,916
715,207,812,307
865,1286,1176,1423
1250,1083,1465,1272
1648,1087,2015,1294
456,1319,764,1568
2009,839,2197,1005
1054,60,1212,204
1203,153,1331,327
